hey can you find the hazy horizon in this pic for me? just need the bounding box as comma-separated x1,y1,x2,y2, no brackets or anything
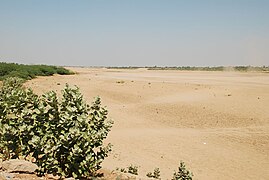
1,0,269,67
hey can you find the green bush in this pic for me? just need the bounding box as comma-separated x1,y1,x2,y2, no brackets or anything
127,164,138,175
146,168,161,179
6,70,33,80
0,77,40,159
55,67,74,75
0,77,113,178
0,62,74,80
172,161,193,180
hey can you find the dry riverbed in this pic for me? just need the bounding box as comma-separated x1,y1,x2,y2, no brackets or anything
25,68,269,180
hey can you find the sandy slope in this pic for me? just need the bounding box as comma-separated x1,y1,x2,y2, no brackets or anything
25,68,269,180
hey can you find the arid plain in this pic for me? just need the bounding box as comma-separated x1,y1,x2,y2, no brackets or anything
25,67,269,180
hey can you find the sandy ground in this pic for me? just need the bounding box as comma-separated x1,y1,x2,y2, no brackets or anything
25,68,269,180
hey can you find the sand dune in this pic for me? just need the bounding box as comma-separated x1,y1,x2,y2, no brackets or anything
25,68,269,180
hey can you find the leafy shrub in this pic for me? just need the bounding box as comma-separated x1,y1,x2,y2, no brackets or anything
172,161,193,180
115,167,127,173
0,77,113,178
127,164,138,175
55,67,74,75
0,77,39,159
6,70,33,80
116,165,138,175
146,168,161,179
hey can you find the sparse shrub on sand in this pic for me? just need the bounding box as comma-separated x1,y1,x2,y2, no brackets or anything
115,165,139,176
146,168,161,179
0,77,113,178
172,161,193,180
116,80,125,84
127,164,139,175
116,167,127,173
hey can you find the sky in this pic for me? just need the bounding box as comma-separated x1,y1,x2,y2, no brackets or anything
0,0,269,67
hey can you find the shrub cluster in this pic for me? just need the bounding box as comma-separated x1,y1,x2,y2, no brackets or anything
0,77,113,178
0,62,74,80
172,161,193,180
146,168,161,179
117,162,192,180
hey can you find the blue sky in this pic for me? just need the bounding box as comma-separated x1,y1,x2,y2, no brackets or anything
0,0,268,66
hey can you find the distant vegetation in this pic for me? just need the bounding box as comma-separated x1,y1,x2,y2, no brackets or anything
0,62,74,80
106,66,269,72
147,66,269,72
107,66,140,69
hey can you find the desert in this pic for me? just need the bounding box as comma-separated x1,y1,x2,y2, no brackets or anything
24,67,269,180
